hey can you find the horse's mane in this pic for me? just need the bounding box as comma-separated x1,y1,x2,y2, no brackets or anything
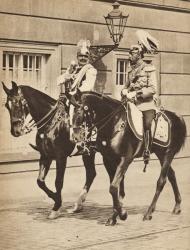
20,85,56,106
82,91,121,108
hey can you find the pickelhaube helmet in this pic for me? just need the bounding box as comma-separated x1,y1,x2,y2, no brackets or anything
129,30,159,58
135,30,159,54
77,39,91,57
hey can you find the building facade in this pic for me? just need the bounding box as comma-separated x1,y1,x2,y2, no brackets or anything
0,0,190,162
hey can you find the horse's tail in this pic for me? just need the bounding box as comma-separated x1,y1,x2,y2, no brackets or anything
166,111,187,154
29,143,39,151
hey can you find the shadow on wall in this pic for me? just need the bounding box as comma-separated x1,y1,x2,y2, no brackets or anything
94,59,107,93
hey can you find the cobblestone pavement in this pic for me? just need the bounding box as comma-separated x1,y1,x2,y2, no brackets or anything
0,158,189,250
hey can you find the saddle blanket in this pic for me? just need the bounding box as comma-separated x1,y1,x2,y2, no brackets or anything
127,102,171,147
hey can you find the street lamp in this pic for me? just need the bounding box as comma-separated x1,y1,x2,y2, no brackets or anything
90,1,129,64
104,1,129,46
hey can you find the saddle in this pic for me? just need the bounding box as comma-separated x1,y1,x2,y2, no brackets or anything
127,102,171,147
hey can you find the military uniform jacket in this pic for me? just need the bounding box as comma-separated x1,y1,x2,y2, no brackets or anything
125,59,158,111
57,63,97,93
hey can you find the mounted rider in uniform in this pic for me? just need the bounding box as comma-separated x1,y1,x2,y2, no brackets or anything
57,39,97,95
121,30,159,165
57,39,97,154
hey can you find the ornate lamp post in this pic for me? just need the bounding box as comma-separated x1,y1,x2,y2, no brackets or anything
104,1,129,46
90,1,129,63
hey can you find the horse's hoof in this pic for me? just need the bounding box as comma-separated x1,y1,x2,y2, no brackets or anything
105,217,117,226
48,209,61,219
151,206,156,213
172,207,181,215
67,203,83,214
119,210,128,221
143,214,152,221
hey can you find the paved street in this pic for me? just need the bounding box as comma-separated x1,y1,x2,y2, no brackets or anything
0,157,189,250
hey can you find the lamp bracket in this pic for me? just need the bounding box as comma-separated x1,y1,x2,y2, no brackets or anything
89,44,118,64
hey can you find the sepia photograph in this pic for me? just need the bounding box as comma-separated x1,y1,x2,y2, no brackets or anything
0,0,190,249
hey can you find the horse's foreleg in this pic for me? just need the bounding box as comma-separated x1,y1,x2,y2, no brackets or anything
49,156,67,219
37,157,55,200
168,166,182,214
54,156,67,210
143,151,175,221
119,176,125,208
68,153,96,213
107,157,132,226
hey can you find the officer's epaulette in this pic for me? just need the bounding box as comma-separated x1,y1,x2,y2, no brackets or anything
144,64,156,72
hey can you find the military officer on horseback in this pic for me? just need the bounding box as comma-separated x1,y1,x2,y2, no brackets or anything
57,39,97,95
121,30,159,164
57,39,97,155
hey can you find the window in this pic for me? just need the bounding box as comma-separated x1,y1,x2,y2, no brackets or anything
2,51,48,88
116,58,128,85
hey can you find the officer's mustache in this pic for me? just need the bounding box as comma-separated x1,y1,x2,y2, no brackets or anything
80,59,87,62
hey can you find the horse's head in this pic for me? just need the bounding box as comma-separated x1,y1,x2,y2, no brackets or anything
2,81,29,137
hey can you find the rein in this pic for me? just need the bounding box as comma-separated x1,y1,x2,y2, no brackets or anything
22,105,58,134
85,104,124,135
19,89,58,134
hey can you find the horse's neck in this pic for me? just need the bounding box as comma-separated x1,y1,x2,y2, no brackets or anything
30,100,54,123
93,101,115,124
22,87,55,122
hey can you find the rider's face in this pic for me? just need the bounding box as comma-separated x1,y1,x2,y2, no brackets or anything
77,54,89,66
129,49,141,65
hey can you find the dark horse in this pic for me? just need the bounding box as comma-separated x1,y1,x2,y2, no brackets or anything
71,91,186,225
2,81,99,219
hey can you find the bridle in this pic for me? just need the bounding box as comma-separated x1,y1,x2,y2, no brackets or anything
6,88,30,133
7,87,58,135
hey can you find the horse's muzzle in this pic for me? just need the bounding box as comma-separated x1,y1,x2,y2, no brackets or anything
11,119,24,137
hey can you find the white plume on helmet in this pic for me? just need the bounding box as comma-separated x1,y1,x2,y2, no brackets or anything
132,30,159,54
77,39,91,56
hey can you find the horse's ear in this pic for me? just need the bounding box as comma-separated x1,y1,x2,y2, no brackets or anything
2,81,11,95
12,81,18,92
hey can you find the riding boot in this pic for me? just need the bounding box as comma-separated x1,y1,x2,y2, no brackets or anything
143,130,151,166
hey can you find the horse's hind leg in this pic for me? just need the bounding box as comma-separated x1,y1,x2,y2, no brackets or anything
37,156,55,200
143,150,175,221
68,153,96,213
157,152,182,214
168,166,182,214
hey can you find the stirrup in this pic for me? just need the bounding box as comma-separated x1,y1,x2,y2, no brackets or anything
77,144,90,155
70,143,90,157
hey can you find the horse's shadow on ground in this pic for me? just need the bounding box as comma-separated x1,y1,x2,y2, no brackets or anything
12,200,149,224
